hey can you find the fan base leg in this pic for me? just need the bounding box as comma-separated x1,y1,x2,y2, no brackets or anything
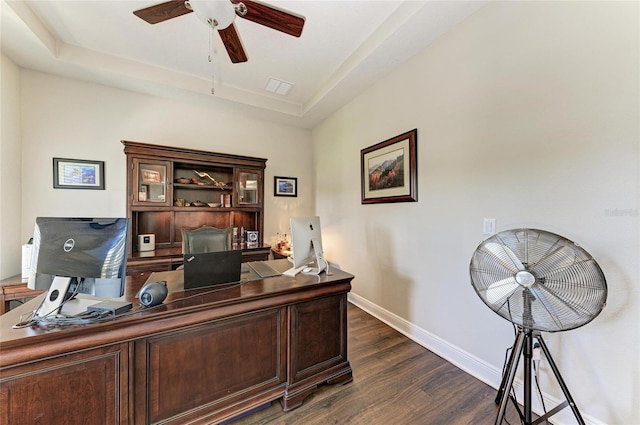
494,330,586,425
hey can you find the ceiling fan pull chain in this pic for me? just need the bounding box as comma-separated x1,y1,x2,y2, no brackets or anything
209,22,215,95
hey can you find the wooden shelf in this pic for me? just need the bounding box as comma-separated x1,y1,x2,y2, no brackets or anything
123,141,268,273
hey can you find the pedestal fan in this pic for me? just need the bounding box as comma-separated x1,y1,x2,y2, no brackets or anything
469,228,607,425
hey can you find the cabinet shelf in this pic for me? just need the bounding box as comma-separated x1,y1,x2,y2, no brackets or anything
173,183,231,191
123,141,267,270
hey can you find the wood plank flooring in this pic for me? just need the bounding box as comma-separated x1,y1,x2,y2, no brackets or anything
231,303,526,425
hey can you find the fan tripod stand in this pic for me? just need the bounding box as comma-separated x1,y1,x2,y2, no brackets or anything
495,327,585,425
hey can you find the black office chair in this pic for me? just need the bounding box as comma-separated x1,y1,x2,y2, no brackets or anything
181,226,231,254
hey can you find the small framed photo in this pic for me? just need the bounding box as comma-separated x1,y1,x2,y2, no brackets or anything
53,158,105,190
141,169,162,183
274,176,297,197
361,129,417,204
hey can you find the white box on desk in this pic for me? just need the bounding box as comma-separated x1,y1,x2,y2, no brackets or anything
21,244,33,282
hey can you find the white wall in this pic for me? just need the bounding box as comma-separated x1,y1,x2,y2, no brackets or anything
0,53,23,279
313,2,639,424
0,70,314,279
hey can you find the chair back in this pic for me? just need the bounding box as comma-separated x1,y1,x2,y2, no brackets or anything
182,226,231,254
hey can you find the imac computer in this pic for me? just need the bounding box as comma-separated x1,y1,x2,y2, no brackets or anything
28,217,130,318
284,216,329,277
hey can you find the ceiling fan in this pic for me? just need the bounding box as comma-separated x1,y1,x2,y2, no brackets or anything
133,0,305,63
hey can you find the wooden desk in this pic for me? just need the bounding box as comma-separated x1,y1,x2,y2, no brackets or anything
0,260,353,425
0,275,45,315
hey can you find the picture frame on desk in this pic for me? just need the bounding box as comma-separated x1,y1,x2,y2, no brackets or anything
361,129,417,204
53,157,105,190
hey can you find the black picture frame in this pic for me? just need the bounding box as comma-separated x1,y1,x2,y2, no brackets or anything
274,176,297,197
53,157,105,190
361,129,417,204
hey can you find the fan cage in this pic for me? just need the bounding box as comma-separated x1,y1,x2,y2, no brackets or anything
470,228,607,332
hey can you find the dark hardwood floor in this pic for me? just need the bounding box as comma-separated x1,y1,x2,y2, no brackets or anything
231,303,526,425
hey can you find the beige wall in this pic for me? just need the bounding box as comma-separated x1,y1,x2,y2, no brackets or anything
313,2,639,424
0,53,23,279
0,69,315,279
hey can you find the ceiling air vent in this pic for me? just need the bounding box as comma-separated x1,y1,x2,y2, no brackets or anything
265,77,293,96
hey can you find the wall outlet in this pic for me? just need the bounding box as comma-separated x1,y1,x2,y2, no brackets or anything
483,218,496,235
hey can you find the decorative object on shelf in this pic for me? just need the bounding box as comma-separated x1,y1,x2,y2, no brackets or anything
138,234,156,252
53,157,105,190
190,200,208,207
273,232,291,258
274,176,297,197
141,169,162,183
175,177,191,184
246,230,259,247
193,170,230,188
361,129,417,204
232,227,239,248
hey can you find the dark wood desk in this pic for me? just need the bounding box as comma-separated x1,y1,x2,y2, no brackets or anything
0,275,45,315
0,260,353,425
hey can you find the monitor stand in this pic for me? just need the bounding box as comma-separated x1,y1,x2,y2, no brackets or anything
34,276,73,318
282,239,332,277
282,239,331,277
302,239,329,275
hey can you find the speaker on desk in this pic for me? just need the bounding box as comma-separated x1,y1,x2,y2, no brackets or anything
138,281,168,307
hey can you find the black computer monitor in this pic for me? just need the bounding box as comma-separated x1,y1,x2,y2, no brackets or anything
27,217,129,317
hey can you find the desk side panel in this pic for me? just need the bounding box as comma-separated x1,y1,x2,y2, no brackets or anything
0,343,129,425
290,294,348,382
137,307,286,424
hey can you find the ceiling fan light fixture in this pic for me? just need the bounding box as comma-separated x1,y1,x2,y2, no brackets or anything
186,0,236,29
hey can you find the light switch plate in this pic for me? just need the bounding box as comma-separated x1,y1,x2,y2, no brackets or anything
483,218,496,235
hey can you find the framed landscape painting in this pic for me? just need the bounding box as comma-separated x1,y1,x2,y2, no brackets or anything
53,158,105,190
274,176,297,197
361,129,417,204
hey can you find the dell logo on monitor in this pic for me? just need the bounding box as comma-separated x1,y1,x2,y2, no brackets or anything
63,239,75,252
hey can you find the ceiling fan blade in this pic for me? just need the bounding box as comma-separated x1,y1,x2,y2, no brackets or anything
133,0,192,24
218,23,248,63
234,0,305,37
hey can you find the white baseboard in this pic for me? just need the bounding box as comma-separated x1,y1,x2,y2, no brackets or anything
347,293,606,425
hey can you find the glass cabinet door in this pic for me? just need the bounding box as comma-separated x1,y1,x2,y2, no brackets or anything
133,159,171,206
236,169,262,206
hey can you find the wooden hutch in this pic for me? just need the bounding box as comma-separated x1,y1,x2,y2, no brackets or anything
123,141,270,282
